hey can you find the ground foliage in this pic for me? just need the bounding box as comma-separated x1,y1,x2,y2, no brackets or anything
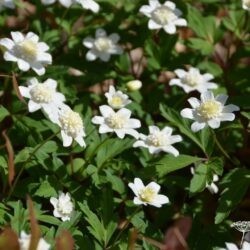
0,0,250,249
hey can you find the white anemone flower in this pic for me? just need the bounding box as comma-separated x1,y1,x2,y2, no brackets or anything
133,125,182,156
180,91,240,132
128,178,169,207
0,32,52,75
57,105,86,147
191,167,219,194
242,0,250,10
50,192,74,221
219,241,250,250
92,105,141,139
169,67,218,93
139,0,187,34
105,85,131,109
19,78,66,123
18,231,50,250
83,29,123,62
41,0,99,12
0,0,15,11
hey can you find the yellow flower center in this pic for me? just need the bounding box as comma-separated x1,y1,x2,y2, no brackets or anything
30,84,53,103
59,110,83,138
94,37,112,52
152,6,176,25
109,96,123,108
147,133,164,147
105,114,126,129
19,40,38,60
183,72,202,87
139,187,156,203
197,100,222,120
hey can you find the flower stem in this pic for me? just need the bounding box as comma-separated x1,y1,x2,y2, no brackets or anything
107,206,141,249
5,130,60,201
240,232,245,249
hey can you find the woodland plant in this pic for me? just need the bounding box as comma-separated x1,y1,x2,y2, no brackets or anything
0,0,250,249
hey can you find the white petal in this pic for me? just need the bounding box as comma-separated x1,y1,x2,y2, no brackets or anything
117,107,131,118
207,183,218,194
174,18,187,27
99,53,111,62
26,32,39,43
0,38,14,49
123,128,139,139
164,1,175,9
11,32,24,43
174,69,187,78
133,140,147,148
128,178,145,197
201,91,214,102
180,108,194,119
148,20,162,29
162,126,173,135
17,59,30,71
215,94,228,105
32,64,45,76
149,125,160,133
44,78,57,89
50,197,58,207
139,5,153,17
223,104,240,113
75,136,86,147
109,33,120,43
163,24,177,34
170,135,182,144
154,194,169,204
220,113,235,121
28,100,41,112
127,119,141,129
163,145,179,156
78,0,100,12
100,105,114,117
95,28,106,38
99,124,113,133
83,37,94,48
91,116,104,124
115,129,125,139
86,50,97,61
19,86,31,98
59,0,72,8
149,0,160,8
133,197,144,205
207,119,220,129
191,121,206,132
146,182,160,193
188,97,200,108
4,51,17,62
61,131,73,147
225,243,238,250
203,73,214,81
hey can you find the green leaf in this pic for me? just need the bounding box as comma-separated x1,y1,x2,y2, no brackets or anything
78,202,106,246
149,154,202,177
0,106,9,122
189,163,208,194
215,168,250,224
96,138,133,168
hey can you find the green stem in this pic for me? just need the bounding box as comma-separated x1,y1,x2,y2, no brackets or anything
5,130,60,201
107,206,141,249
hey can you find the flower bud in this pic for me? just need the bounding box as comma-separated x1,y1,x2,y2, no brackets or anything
126,80,142,91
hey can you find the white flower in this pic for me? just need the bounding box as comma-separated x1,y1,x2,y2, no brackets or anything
219,241,250,250
19,78,66,123
191,167,219,194
92,105,141,139
126,80,142,91
41,0,99,11
242,0,250,10
128,178,169,207
57,106,86,147
169,67,218,93
133,125,182,156
180,91,240,132
0,0,15,11
105,85,131,109
0,32,52,75
83,29,123,62
50,192,74,221
19,231,50,250
139,0,187,34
